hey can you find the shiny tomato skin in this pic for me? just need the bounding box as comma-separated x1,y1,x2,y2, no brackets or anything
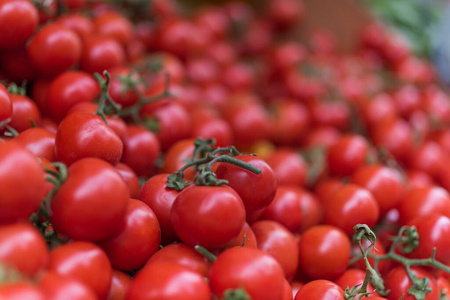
93,11,134,46
221,221,258,250
0,222,49,276
99,199,161,272
48,241,112,300
159,138,196,181
265,149,308,187
126,262,211,300
55,112,123,166
252,220,299,281
0,0,38,50
0,281,45,300
79,35,125,74
9,94,41,132
0,141,45,224
334,269,378,298
27,23,82,77
106,270,131,300
170,185,246,249
13,127,56,161
209,247,286,300
50,158,129,241
215,154,278,218
294,280,345,300
298,225,351,280
114,163,140,199
0,83,11,125
38,271,97,300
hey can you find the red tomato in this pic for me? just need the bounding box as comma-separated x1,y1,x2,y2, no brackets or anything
384,266,439,300
50,158,129,241
80,35,126,74
0,0,38,50
38,271,97,300
93,11,134,46
0,48,36,82
121,125,161,177
27,23,82,77
324,184,380,236
56,13,94,40
221,221,258,249
159,138,196,181
99,199,161,271
294,280,345,300
265,149,308,187
334,269,378,298
215,154,278,221
106,270,131,300
298,188,324,232
139,173,180,242
171,185,246,248
55,112,123,166
107,67,142,109
270,101,310,146
0,141,45,224
0,222,48,276
209,247,286,300
126,262,211,300
146,243,210,277
0,83,11,126
48,241,112,300
46,71,100,122
407,140,444,180
0,281,45,300
7,93,40,133
298,225,351,280
190,112,233,148
252,220,299,281
115,163,140,199
13,127,56,161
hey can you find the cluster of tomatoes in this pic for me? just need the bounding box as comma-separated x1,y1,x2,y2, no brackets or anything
2,0,450,299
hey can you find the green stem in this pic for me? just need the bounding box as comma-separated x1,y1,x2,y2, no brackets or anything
94,71,122,123
194,245,217,262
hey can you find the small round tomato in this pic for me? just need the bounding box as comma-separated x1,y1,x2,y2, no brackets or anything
221,221,258,249
8,93,41,132
79,35,126,74
0,222,49,276
56,13,93,40
324,184,380,236
294,280,344,300
270,100,310,146
107,66,142,109
171,185,246,249
0,281,45,300
0,83,11,126
252,220,299,281
27,23,82,77
106,270,131,300
0,0,38,50
126,262,211,300
0,141,45,224
159,138,196,181
99,199,161,271
209,247,286,300
13,127,56,161
48,241,112,300
298,225,351,280
146,243,210,277
334,269,378,298
50,158,129,241
215,154,278,221
38,271,97,300
265,149,308,187
93,11,134,46
55,112,123,166
115,163,140,199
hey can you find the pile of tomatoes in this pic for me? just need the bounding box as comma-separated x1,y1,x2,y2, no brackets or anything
2,0,450,299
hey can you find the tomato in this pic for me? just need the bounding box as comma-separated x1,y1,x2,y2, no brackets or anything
0,141,45,224
99,199,161,271
397,186,450,225
171,185,246,249
270,100,310,146
50,158,129,241
193,6,228,41
324,184,380,236
407,140,444,180
297,225,351,280
190,112,233,148
350,238,391,277
27,23,82,77
48,241,112,300
252,220,299,281
384,266,439,300
294,280,345,300
80,35,126,74
265,149,308,187
121,124,161,177
139,173,180,242
260,185,303,233
0,48,36,82
126,262,211,300
38,271,97,300
55,112,123,166
146,243,210,277
0,222,48,276
159,138,196,181
13,127,56,161
326,134,370,177
215,154,278,221
334,269,378,298
360,93,398,132
93,11,134,46
0,0,38,50
107,67,142,109
106,270,131,300
298,188,324,232
407,213,450,265
351,164,406,216
221,221,258,249
209,247,286,300
185,56,220,87
46,71,100,122
0,281,45,300
115,163,140,199
8,93,41,132
0,83,11,126
56,13,93,40
222,61,257,92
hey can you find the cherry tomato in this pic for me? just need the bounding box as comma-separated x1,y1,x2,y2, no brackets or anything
159,138,196,181
50,158,129,241
106,270,131,300
294,280,345,300
334,269,378,298
209,247,286,300
55,112,123,166
298,225,351,280
8,93,41,132
99,199,161,271
0,141,45,224
13,127,56,161
270,101,310,146
56,13,94,40
265,149,308,187
221,221,258,249
0,281,45,300
93,11,134,46
80,35,126,74
27,23,82,77
126,262,211,300
171,185,246,249
115,163,140,199
38,271,97,300
48,241,112,300
0,83,11,126
0,0,38,50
